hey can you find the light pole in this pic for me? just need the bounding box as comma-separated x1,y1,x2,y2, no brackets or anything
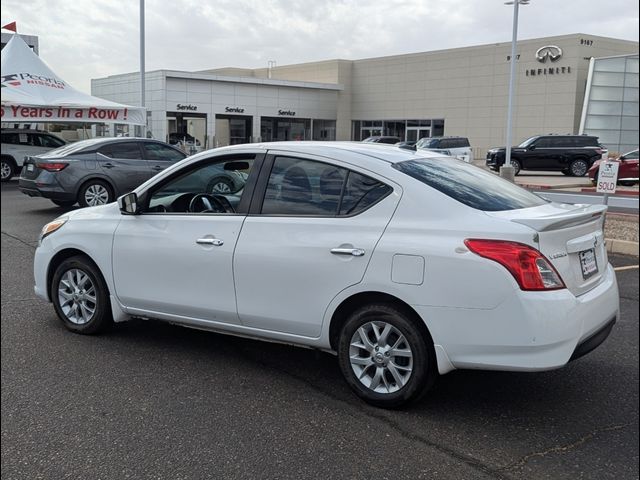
501,0,529,182
139,0,146,138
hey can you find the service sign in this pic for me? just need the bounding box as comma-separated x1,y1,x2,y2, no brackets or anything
596,161,619,194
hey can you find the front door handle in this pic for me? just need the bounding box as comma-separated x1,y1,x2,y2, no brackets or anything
331,247,365,257
103,163,115,169
151,165,164,171
196,238,224,246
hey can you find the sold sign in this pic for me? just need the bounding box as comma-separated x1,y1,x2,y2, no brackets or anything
596,161,620,194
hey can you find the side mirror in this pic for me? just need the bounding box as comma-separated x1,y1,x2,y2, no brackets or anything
118,192,139,215
528,145,536,151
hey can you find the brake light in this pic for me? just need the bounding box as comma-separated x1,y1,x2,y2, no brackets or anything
36,162,68,172
464,239,565,291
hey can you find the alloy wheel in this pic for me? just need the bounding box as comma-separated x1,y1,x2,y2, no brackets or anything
1,161,12,180
84,184,110,206
349,321,414,393
57,269,97,325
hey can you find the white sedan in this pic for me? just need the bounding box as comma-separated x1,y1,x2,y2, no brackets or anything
34,142,619,408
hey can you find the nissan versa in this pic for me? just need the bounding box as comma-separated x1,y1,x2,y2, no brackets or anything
34,142,619,408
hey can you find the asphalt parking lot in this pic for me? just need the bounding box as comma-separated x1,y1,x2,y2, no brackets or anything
1,181,638,480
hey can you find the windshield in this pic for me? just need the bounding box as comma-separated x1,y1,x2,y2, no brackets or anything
416,138,437,149
517,136,539,148
393,158,548,211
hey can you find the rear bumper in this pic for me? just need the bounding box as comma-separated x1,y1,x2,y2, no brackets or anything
414,263,619,374
18,177,75,202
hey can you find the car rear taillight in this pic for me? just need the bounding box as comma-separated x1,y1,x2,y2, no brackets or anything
36,162,68,172
464,239,565,291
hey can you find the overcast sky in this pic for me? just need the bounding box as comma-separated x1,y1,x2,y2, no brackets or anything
2,0,639,93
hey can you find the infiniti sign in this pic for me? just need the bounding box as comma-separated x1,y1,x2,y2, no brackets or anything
535,45,563,63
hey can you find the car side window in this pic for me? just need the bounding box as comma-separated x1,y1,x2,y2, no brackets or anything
144,157,254,214
339,171,393,216
99,142,143,159
260,156,392,216
533,137,552,148
37,134,65,148
143,143,186,162
262,157,346,215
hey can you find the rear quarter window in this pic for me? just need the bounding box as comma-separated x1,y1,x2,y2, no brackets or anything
393,158,548,211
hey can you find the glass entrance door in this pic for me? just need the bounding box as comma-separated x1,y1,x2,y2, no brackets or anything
406,128,430,142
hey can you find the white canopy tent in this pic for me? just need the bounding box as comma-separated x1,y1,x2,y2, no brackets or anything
1,35,145,125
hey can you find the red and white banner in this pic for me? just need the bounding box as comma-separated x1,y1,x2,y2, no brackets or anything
1,35,145,125
1,104,145,124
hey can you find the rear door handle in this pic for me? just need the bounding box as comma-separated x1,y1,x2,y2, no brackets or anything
151,165,164,171
331,247,365,257
196,237,224,246
103,163,115,169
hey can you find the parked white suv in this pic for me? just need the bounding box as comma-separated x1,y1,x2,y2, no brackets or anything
1,129,67,181
415,136,474,163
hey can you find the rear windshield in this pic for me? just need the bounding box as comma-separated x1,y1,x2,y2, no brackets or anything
393,158,548,211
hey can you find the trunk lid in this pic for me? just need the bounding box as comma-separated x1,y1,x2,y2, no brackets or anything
486,203,607,296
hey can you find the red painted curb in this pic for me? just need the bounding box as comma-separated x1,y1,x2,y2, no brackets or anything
580,188,639,197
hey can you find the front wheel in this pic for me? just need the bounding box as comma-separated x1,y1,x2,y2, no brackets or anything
1,158,16,182
51,256,113,334
510,159,522,176
337,303,437,408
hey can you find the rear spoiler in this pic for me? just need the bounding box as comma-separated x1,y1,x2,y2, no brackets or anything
509,204,607,232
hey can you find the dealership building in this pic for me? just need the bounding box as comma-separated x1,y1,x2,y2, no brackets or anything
92,33,639,157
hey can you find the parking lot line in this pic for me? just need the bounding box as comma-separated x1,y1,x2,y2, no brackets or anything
614,265,639,271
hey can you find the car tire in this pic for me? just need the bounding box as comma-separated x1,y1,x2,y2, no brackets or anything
510,159,521,176
52,199,76,207
1,157,16,182
207,177,234,194
337,303,437,408
78,180,114,207
620,181,636,187
569,159,589,177
51,255,113,335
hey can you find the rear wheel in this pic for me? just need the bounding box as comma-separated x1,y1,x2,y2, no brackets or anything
337,303,437,408
1,157,16,182
78,180,114,207
569,159,589,177
620,180,636,187
51,256,113,334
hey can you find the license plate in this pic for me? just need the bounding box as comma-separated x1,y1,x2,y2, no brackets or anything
27,164,34,172
579,248,598,280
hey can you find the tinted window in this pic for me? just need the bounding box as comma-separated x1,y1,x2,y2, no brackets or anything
36,134,65,148
143,143,186,162
533,137,554,148
340,172,392,216
99,142,143,159
261,157,391,216
393,158,548,211
262,157,346,215
1,133,18,144
575,136,599,147
439,139,452,149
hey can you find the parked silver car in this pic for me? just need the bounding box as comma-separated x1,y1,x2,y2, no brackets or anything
18,138,188,207
1,129,67,181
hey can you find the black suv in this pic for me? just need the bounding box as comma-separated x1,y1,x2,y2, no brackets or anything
486,135,604,176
